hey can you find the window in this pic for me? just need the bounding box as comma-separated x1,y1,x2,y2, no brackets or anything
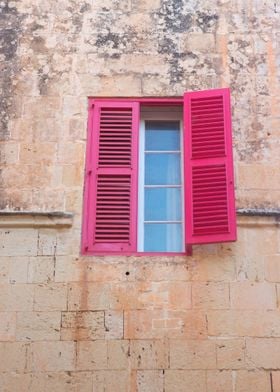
138,108,184,252
82,88,236,255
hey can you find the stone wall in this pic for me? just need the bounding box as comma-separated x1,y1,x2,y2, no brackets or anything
0,0,280,391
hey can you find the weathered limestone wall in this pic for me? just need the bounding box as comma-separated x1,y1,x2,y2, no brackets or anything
0,0,280,391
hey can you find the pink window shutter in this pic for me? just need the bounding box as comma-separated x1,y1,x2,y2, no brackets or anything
184,88,237,245
83,101,139,253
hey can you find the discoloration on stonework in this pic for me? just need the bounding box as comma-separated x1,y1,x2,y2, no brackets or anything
0,1,280,389
0,1,23,139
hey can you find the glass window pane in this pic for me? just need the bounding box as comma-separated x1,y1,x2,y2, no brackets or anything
145,121,180,151
145,188,182,221
144,223,183,252
145,153,181,185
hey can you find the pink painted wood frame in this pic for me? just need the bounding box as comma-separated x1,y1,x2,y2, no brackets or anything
82,96,213,256
184,88,237,244
82,100,140,253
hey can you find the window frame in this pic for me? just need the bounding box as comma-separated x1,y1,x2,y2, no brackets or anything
138,107,184,253
82,97,192,256
82,90,236,256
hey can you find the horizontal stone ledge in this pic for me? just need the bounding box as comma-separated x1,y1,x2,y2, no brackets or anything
237,208,280,217
237,209,280,227
0,211,74,228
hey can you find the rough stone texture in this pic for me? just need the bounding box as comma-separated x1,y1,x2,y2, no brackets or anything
0,0,280,390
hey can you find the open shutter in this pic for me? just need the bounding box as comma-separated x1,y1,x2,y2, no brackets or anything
83,101,139,253
184,88,236,245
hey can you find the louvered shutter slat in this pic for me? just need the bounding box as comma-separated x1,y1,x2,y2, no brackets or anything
84,101,139,253
184,88,237,245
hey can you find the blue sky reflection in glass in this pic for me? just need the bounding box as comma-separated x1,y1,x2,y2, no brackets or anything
144,120,183,252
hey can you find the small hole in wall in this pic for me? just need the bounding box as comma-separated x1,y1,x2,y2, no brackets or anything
125,271,130,276
267,132,271,136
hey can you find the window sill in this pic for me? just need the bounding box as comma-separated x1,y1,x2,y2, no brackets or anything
83,248,193,257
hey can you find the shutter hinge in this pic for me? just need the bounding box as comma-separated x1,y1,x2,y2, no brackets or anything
88,170,92,176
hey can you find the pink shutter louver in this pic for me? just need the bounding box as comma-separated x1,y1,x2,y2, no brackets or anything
83,101,139,253
184,88,236,245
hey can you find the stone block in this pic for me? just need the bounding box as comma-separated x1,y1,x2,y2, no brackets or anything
272,372,280,392
0,373,32,392
0,143,19,164
0,283,34,311
136,370,164,392
38,229,57,256
165,370,207,392
0,258,9,283
130,339,167,370
189,255,236,281
0,342,27,371
0,229,38,257
16,311,61,341
104,310,124,339
135,261,191,282
170,339,216,370
131,0,161,10
104,370,129,392
206,370,232,392
9,257,29,283
29,372,93,392
216,339,245,369
76,341,107,370
265,255,280,282
54,256,80,282
34,283,67,311
57,142,86,164
124,310,207,339
134,281,191,311
192,282,230,309
108,340,129,370
0,312,16,341
67,282,111,311
29,341,76,372
20,143,56,164
61,310,105,340
28,256,54,283
23,97,61,118
246,338,280,369
187,33,216,52
235,370,271,392
207,310,280,337
230,282,277,310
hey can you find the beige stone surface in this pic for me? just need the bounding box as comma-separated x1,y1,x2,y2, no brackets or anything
29,341,76,372
170,339,216,370
246,338,280,369
136,370,164,392
61,310,105,340
16,311,61,341
0,312,16,341
230,282,277,310
235,370,271,392
130,340,168,370
34,283,67,311
206,370,232,392
216,339,245,369
76,341,107,370
0,284,34,311
192,282,230,309
0,0,280,390
272,372,280,392
165,370,207,392
0,342,27,371
108,340,129,370
207,310,280,337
